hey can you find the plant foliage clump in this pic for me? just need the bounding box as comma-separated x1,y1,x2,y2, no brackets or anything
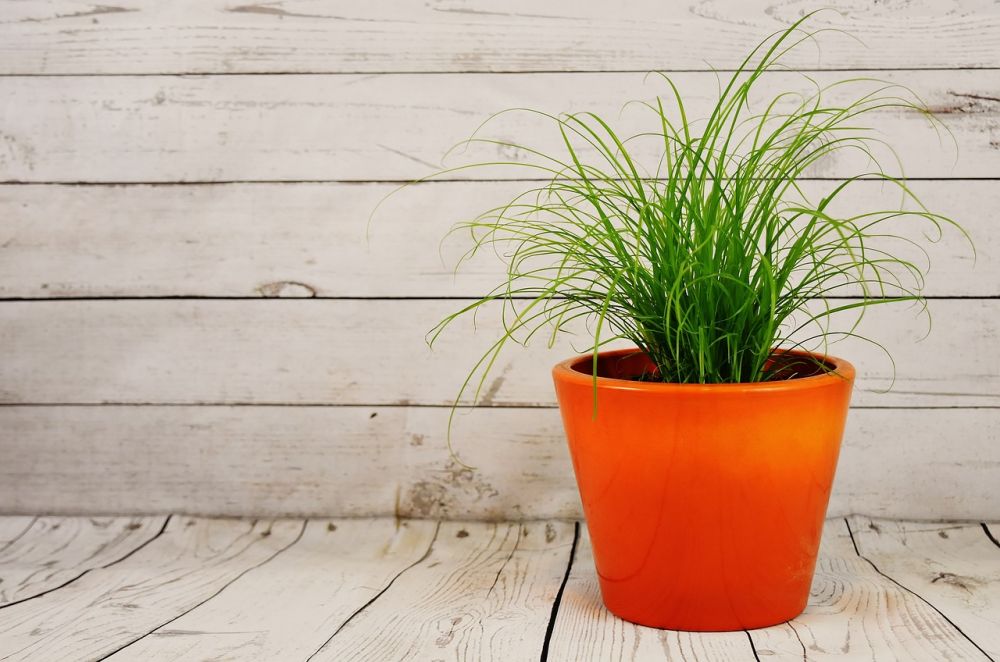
416,16,969,404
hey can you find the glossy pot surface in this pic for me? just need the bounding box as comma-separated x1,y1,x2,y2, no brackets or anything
552,348,855,631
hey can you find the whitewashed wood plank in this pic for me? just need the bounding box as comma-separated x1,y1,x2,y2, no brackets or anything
748,519,991,661
2,0,999,74
309,520,574,661
0,517,304,662
0,179,987,298
0,516,166,606
845,516,1000,659
108,518,438,661
831,410,1000,521
0,405,578,521
1,406,997,520
0,71,996,182
548,526,754,661
0,299,994,407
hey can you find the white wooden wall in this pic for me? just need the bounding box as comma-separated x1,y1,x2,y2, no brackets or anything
1,1,998,520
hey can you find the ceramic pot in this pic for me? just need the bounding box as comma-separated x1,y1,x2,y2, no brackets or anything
552,348,854,631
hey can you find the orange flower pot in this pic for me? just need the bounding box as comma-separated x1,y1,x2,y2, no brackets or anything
552,348,854,631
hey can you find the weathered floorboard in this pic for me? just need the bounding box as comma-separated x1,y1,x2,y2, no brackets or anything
0,517,303,661
2,0,999,74
108,519,438,661
0,516,166,606
0,299,995,408
548,526,755,661
1,406,997,521
550,521,992,660
0,179,986,298
308,521,575,661
0,516,995,660
846,516,1000,659
0,71,996,182
748,520,991,661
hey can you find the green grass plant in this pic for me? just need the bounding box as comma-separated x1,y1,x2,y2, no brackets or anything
382,15,971,426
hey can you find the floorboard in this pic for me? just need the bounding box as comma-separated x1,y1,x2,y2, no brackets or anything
0,516,995,661
0,517,302,661
845,516,1000,659
0,516,167,606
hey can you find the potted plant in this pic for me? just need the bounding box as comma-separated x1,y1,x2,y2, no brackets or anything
405,17,969,631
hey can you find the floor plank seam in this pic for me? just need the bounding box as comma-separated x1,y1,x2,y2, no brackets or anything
982,523,1000,550
94,518,308,661
539,520,580,662
98,515,173,569
304,520,442,662
486,524,521,599
745,630,762,661
0,515,171,612
785,619,808,661
844,518,996,662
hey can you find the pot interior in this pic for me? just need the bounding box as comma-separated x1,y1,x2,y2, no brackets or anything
570,350,835,383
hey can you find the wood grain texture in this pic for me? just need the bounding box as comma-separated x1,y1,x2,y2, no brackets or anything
0,516,166,605
0,516,995,661
0,0,996,528
0,299,995,407
108,518,438,661
0,517,303,661
2,0,1000,74
0,179,986,298
548,526,755,661
846,516,1000,659
309,521,574,661
0,519,36,548
748,519,992,661
1,406,997,520
0,71,996,182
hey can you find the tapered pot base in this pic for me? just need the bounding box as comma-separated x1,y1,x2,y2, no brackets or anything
602,589,807,632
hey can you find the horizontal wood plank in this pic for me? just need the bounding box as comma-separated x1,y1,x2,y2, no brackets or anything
846,516,1000,659
1,405,997,520
2,1,1000,74
0,180,987,298
0,299,995,407
109,518,439,661
0,517,304,661
0,516,166,605
0,71,997,182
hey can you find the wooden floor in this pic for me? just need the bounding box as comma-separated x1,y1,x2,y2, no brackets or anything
0,516,997,661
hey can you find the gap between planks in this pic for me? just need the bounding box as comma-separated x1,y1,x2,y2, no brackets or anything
0,296,996,302
5,68,1000,78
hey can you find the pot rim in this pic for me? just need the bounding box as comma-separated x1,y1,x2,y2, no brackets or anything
552,347,855,394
